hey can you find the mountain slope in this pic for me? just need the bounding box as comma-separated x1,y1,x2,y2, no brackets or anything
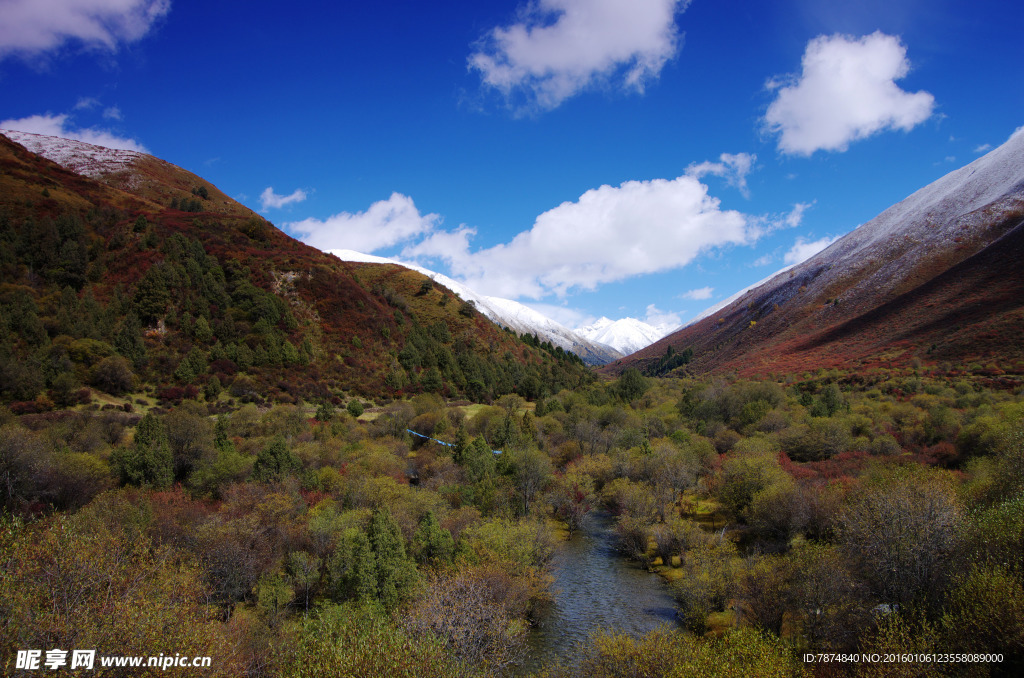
2,130,260,220
329,249,622,366
608,128,1024,379
0,132,593,406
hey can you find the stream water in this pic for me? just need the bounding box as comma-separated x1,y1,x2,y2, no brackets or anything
514,512,679,674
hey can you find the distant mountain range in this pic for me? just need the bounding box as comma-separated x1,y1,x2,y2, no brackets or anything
576,316,678,356
608,127,1024,378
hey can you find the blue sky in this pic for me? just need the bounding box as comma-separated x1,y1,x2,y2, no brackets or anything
2,0,1022,330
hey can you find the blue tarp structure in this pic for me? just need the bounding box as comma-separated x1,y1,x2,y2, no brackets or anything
406,429,452,446
406,429,502,454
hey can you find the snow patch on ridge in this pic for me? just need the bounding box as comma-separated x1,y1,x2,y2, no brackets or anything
2,129,144,179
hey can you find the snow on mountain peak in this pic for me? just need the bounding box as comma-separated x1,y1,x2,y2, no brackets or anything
576,316,677,356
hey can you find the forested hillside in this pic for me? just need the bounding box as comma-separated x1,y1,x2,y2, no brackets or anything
0,133,592,413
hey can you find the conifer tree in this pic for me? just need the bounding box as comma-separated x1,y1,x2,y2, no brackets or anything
194,315,214,343
133,265,170,322
367,508,419,611
253,437,300,481
410,511,455,567
111,412,173,488
453,425,470,464
330,529,377,602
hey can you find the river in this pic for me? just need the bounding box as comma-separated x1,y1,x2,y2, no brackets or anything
514,512,679,674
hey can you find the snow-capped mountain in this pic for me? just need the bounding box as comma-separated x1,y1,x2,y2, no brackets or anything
576,317,676,356
612,126,1024,377
329,250,623,366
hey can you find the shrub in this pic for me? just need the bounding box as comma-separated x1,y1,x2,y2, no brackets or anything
403,566,531,672
90,356,136,395
253,437,301,481
347,399,365,417
284,604,460,678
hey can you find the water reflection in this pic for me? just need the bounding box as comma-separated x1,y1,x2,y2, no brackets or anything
516,512,679,674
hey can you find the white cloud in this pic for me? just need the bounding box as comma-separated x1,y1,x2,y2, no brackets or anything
0,0,170,58
102,106,122,120
784,235,840,265
405,173,751,299
469,0,688,111
783,201,812,228
0,113,146,151
259,186,308,211
974,143,992,153
686,152,756,198
744,201,812,243
644,303,681,329
680,286,713,300
523,302,595,329
764,32,934,155
288,192,440,253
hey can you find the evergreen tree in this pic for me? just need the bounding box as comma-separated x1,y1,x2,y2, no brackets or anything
214,415,233,452
463,436,496,482
453,425,470,464
616,368,649,402
204,375,222,401
367,508,419,611
56,286,81,337
315,402,335,422
253,437,300,481
235,343,254,371
282,340,300,365
410,511,454,567
421,367,443,393
111,412,173,488
330,529,377,602
133,265,171,322
184,346,207,375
